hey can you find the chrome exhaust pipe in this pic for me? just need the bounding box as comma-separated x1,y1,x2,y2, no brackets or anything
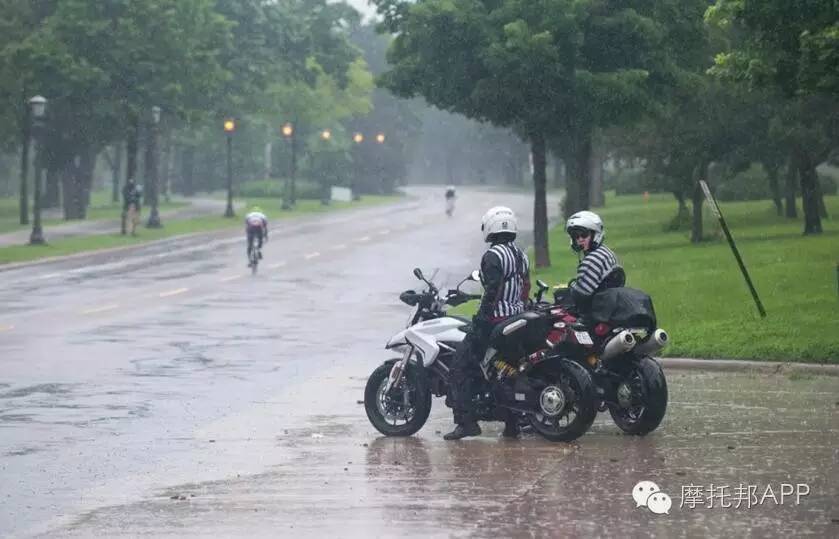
634,328,669,357
600,330,636,361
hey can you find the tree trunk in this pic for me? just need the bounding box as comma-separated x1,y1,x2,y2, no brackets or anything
563,129,592,219
552,155,565,188
815,176,828,219
126,113,139,184
44,164,60,209
111,142,123,203
181,146,195,196
61,159,82,220
784,156,798,218
78,147,95,219
796,148,823,234
589,138,604,208
690,164,705,244
264,137,272,179
161,134,172,202
766,163,782,216
531,131,551,268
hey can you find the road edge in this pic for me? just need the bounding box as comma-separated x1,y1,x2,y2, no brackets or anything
0,197,418,272
659,357,839,377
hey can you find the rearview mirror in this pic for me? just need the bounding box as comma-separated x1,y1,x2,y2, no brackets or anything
413,268,424,281
469,270,480,282
536,279,549,291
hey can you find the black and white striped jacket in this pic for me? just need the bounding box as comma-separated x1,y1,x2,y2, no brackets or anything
571,244,621,297
478,241,531,321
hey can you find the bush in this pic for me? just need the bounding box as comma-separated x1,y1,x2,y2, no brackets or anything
607,168,647,195
817,164,838,195
235,178,323,199
715,163,774,202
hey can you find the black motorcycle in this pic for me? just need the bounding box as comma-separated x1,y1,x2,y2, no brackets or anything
364,269,599,442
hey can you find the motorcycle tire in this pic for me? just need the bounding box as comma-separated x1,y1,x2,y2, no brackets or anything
607,356,668,435
364,362,432,437
527,359,598,442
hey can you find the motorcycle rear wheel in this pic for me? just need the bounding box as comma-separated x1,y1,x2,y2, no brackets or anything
365,362,432,437
527,359,597,442
607,356,668,435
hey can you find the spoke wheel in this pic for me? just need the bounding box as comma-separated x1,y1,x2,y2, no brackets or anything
365,362,431,437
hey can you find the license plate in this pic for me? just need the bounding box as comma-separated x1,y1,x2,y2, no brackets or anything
574,331,593,345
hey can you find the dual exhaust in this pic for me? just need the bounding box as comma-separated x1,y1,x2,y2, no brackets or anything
600,328,669,361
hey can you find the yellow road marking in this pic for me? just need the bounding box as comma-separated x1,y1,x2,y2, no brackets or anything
0,324,14,332
82,304,119,315
159,287,189,298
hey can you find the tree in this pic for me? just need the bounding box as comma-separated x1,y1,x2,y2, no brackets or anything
374,0,704,267
707,0,839,234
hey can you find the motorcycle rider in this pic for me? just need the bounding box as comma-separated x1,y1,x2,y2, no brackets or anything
565,210,624,314
444,185,456,216
245,206,268,266
444,206,531,441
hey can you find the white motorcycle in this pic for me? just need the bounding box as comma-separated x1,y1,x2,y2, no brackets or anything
363,268,598,441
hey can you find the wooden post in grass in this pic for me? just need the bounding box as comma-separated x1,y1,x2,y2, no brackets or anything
699,180,766,318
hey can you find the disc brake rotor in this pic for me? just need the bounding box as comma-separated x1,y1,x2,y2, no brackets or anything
539,385,567,417
377,378,413,422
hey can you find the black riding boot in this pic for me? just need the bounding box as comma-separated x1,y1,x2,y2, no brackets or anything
444,421,481,440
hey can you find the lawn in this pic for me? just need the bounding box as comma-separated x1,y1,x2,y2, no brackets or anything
460,192,839,363
0,194,401,264
0,190,186,234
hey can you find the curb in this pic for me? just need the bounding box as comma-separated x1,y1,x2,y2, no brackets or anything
659,357,839,377
0,197,418,272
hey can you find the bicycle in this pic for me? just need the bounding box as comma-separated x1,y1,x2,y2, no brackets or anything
248,246,260,274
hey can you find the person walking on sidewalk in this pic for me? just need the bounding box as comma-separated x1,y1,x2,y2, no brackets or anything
122,179,142,236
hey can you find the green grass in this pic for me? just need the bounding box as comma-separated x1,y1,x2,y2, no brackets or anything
0,190,186,234
458,192,839,363
0,194,401,264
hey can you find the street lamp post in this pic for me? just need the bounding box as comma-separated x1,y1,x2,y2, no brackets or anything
375,132,387,194
281,122,295,210
320,129,332,205
351,132,364,201
146,105,163,228
224,119,236,217
19,91,31,225
28,96,47,245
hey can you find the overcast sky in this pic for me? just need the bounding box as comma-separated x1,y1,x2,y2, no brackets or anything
343,0,377,21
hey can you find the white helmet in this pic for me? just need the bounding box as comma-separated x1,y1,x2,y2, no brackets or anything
481,206,517,242
565,210,604,251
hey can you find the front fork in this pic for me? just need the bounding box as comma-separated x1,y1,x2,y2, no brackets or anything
384,346,413,395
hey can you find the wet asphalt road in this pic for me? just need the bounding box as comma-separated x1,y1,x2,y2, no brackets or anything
1,187,838,538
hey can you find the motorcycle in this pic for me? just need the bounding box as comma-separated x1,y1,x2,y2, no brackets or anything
527,278,669,435
363,268,598,442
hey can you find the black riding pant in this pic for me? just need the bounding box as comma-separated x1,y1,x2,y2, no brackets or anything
449,329,491,424
247,226,263,255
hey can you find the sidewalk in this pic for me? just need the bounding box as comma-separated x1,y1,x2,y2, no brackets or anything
0,197,242,248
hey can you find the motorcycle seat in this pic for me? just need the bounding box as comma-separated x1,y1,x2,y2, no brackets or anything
490,311,542,344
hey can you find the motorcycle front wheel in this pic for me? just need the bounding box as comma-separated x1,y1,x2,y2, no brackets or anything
527,359,598,442
607,356,668,435
364,362,432,437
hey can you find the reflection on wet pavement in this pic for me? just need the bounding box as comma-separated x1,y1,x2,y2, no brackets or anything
42,369,839,538
2,188,836,538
